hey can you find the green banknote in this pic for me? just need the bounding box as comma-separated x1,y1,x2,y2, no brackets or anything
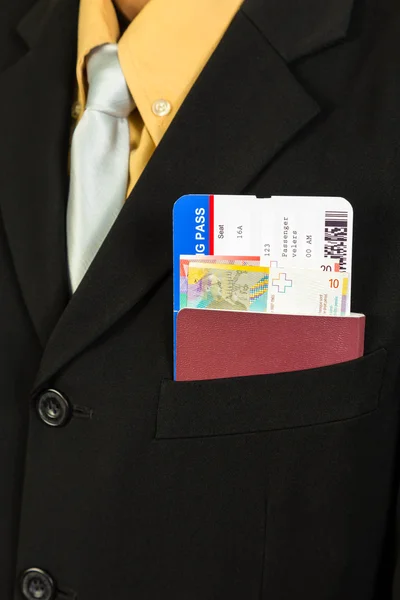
186,263,269,312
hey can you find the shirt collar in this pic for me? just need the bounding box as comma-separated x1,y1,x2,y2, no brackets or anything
76,0,244,144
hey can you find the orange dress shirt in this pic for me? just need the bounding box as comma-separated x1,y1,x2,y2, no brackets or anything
73,0,244,197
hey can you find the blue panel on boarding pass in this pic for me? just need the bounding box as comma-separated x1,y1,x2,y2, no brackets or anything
172,194,211,376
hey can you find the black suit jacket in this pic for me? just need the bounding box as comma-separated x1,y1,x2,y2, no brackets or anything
1,0,400,598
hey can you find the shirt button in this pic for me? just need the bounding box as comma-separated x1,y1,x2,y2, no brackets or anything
36,389,71,427
152,99,171,117
20,568,56,600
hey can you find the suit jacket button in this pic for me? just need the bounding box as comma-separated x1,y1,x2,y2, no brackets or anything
36,389,71,427
20,568,55,600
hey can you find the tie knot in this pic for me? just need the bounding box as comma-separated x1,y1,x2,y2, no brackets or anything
86,44,135,118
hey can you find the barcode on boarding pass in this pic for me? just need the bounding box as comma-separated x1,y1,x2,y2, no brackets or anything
324,211,348,271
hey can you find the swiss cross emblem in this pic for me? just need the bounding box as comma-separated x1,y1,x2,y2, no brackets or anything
272,272,293,293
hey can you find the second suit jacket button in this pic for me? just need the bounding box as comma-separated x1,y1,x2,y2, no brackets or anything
20,567,56,600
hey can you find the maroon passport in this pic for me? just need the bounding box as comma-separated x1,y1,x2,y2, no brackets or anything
175,309,365,381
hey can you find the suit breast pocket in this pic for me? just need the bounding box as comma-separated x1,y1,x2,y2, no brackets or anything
155,348,387,439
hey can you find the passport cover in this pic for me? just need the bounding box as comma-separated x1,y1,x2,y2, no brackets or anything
175,309,365,381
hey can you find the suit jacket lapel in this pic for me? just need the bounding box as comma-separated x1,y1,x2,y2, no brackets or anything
0,0,79,347
242,0,355,61
15,0,354,393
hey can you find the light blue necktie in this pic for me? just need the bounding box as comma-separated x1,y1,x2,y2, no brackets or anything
66,43,135,293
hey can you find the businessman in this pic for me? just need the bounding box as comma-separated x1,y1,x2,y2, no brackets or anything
1,0,400,598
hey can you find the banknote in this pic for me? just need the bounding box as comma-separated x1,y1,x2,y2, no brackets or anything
186,263,269,312
185,263,349,315
180,254,260,277
180,255,260,308
267,266,349,316
266,258,340,272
